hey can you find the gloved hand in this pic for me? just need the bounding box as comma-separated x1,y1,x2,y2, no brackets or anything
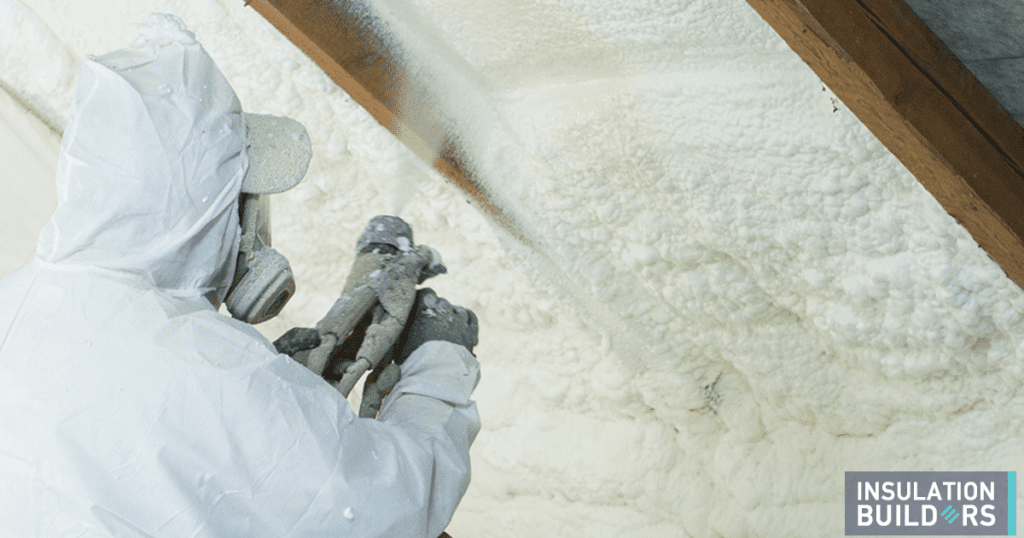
392,288,479,364
273,327,321,357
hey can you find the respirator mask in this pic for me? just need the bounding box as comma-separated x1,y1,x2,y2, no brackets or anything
224,113,313,324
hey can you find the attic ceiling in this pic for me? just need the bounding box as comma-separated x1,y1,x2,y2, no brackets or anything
251,0,1024,293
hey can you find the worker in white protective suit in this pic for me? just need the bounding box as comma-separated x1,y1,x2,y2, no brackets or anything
0,13,480,538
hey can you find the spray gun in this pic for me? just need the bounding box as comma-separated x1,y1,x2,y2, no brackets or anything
283,215,446,416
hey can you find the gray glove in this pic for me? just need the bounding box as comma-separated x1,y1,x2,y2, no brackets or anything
273,327,321,357
392,288,478,364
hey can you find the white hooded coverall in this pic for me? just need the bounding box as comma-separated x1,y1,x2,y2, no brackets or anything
0,14,480,538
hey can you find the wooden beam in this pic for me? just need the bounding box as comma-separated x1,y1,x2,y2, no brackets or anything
245,0,522,240
744,0,1024,288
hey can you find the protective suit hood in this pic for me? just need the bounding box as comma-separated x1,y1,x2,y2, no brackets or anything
37,14,246,303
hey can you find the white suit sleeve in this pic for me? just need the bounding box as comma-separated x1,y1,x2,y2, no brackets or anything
377,341,482,534
269,339,481,538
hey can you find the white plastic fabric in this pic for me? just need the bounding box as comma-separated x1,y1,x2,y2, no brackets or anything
0,14,481,538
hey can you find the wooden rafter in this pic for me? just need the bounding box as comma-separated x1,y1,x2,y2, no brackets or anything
745,0,1024,288
245,0,522,240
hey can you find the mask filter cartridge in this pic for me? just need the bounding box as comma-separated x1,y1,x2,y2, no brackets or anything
225,194,296,324
226,248,295,324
